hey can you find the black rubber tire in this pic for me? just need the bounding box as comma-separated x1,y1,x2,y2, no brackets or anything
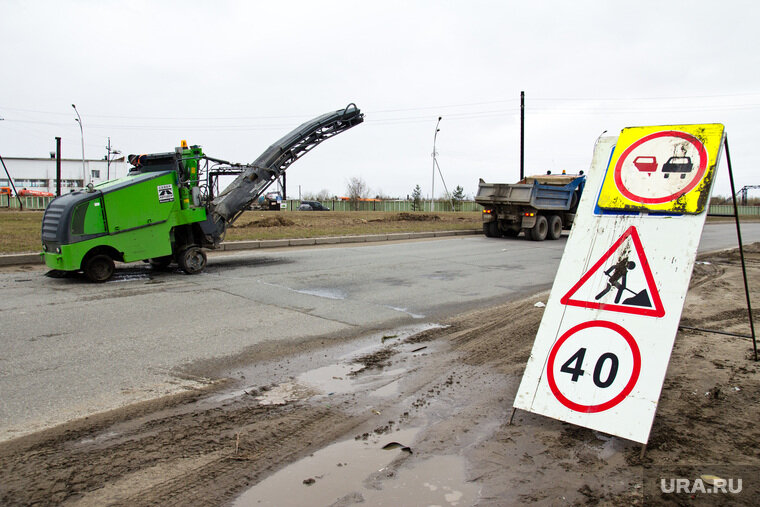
83,254,115,283
483,222,499,238
149,256,173,270
529,215,548,241
548,215,563,240
178,247,207,274
503,228,520,238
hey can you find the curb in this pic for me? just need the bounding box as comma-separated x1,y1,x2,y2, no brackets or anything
0,253,43,267
0,230,482,267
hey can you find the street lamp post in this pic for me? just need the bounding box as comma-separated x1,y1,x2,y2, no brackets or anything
72,104,86,187
431,116,442,212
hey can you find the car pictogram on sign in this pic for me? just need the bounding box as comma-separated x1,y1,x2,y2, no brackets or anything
633,156,658,175
661,156,693,179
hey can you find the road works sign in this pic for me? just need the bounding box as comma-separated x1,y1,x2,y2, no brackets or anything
560,225,664,318
513,125,725,444
597,124,724,214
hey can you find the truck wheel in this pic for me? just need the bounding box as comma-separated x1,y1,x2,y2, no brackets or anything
483,222,499,237
84,254,115,283
149,256,173,270
178,247,207,274
529,216,548,241
503,227,520,238
548,215,562,240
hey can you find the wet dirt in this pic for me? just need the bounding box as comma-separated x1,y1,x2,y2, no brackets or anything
2,247,760,505
231,215,296,228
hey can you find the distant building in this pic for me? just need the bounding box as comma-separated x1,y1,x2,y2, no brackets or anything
0,155,129,194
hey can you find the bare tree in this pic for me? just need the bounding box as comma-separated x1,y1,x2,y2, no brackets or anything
346,177,368,210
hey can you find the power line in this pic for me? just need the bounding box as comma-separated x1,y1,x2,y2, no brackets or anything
2,91,759,122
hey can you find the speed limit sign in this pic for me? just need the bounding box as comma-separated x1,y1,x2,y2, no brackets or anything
546,321,641,413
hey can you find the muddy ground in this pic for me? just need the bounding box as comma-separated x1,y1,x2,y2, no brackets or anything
1,246,760,506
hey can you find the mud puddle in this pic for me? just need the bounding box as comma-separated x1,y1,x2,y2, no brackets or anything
206,323,445,407
360,454,479,506
231,428,421,506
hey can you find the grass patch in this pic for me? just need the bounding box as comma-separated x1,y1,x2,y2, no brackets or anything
224,211,480,241
0,211,44,254
0,210,481,254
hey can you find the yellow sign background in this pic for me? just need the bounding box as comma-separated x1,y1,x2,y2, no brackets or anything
597,124,724,214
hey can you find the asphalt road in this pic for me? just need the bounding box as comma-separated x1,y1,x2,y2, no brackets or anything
1,222,759,441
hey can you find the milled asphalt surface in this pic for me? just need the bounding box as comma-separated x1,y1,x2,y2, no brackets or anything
1,222,759,442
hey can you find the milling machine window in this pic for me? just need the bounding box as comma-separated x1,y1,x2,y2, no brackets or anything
71,199,106,236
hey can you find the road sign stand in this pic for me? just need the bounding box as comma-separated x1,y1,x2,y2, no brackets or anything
674,137,757,360
725,136,757,361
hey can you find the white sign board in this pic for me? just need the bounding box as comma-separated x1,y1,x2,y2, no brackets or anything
513,125,725,443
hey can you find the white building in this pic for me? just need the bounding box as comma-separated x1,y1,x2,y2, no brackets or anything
0,155,130,194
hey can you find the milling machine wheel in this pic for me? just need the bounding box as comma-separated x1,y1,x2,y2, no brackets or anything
83,254,115,283
178,246,207,275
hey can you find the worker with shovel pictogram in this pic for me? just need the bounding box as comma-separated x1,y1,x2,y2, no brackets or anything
595,257,652,308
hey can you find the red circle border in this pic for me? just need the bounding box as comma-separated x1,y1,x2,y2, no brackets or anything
613,130,708,204
546,320,641,413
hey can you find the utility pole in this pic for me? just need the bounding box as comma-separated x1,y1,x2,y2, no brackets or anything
520,91,525,181
107,137,111,181
431,116,442,212
55,137,62,196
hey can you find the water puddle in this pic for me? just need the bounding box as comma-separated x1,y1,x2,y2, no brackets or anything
369,376,402,398
296,363,365,395
361,454,479,506
254,382,315,406
232,428,421,507
208,323,445,406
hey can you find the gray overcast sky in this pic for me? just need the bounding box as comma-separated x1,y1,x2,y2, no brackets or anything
1,0,759,199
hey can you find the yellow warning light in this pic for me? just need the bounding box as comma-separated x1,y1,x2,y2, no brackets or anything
180,140,188,148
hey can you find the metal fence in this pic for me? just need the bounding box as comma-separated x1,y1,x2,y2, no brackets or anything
0,194,55,210
283,199,483,212
708,205,760,217
3,193,760,216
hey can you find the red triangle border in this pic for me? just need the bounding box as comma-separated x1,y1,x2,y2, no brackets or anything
559,226,665,317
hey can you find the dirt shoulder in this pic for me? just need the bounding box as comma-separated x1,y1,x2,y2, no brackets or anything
1,247,759,505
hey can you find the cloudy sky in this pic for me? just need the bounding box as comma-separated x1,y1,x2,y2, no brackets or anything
1,0,758,199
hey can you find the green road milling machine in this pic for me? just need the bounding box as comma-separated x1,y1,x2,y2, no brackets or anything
41,104,363,282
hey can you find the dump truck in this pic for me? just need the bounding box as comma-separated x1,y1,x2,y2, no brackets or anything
40,104,363,281
475,173,585,241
